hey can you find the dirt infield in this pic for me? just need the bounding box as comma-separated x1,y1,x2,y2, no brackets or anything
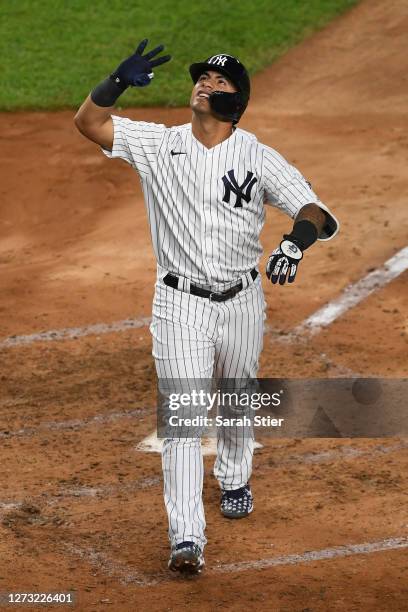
1,0,407,610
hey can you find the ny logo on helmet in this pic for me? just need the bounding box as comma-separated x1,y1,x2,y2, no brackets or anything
222,169,258,208
208,55,228,67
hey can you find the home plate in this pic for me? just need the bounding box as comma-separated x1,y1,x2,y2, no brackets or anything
136,431,263,455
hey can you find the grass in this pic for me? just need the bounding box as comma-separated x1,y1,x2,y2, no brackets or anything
0,0,359,110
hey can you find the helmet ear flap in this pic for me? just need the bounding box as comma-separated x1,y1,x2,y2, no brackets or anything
209,91,247,123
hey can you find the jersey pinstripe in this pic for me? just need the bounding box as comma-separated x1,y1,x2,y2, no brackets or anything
103,116,339,288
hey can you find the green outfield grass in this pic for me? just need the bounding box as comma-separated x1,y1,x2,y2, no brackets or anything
0,0,358,110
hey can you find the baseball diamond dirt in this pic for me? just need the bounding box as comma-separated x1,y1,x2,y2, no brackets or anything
0,0,407,610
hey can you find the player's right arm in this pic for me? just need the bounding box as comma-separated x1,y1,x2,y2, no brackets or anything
74,96,114,150
74,39,171,150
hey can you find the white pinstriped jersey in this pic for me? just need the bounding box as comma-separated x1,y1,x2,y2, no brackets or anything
103,117,338,287
101,115,341,550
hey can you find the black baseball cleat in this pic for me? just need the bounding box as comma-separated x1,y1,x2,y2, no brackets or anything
168,541,205,575
221,483,253,518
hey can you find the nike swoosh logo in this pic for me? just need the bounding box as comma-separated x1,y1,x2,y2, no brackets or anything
170,150,186,156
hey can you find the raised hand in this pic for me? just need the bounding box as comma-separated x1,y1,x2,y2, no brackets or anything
111,39,172,88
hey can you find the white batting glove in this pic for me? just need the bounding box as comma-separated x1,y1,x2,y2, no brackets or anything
266,239,303,285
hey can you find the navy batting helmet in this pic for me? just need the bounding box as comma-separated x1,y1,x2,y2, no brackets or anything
189,53,250,123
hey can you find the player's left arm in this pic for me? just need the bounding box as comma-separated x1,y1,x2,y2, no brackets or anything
262,146,339,285
295,202,326,234
266,202,326,285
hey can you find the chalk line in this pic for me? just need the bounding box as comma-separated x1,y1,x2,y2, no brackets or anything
0,316,151,348
62,535,408,586
214,536,408,573
1,246,406,348
294,246,408,336
63,544,159,587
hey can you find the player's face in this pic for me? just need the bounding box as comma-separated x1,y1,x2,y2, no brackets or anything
190,70,237,115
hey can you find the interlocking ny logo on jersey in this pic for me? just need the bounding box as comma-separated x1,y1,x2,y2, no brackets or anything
222,170,258,208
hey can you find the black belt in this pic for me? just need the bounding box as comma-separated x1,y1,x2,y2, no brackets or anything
163,269,258,302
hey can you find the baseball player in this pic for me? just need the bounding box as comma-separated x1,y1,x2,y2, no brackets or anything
74,39,339,575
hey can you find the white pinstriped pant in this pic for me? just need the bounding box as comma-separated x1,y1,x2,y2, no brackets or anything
150,270,266,549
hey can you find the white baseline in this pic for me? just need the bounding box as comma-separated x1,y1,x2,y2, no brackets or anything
295,246,408,336
63,536,408,587
0,246,407,349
